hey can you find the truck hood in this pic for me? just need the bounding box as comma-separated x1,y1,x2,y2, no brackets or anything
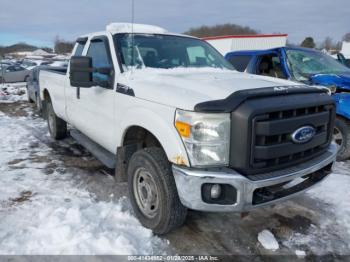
119,68,302,110
310,73,350,91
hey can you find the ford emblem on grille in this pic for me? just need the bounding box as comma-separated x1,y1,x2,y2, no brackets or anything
291,126,316,144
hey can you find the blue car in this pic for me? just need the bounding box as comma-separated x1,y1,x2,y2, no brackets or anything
226,46,350,160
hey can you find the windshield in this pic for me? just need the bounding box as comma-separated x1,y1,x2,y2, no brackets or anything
286,48,349,81
113,34,234,71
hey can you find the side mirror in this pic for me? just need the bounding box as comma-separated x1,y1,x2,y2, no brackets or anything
70,56,93,88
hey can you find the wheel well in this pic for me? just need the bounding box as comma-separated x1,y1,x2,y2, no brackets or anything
123,126,161,148
115,126,164,182
336,114,350,124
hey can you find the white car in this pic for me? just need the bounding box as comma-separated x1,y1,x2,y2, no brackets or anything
39,23,337,234
0,64,30,83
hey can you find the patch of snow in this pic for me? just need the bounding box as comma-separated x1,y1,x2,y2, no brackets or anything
258,230,279,251
0,83,27,103
308,168,350,238
106,23,168,35
295,250,306,257
0,107,168,255
284,162,350,255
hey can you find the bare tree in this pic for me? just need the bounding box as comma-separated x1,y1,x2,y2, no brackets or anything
54,35,74,54
320,37,333,51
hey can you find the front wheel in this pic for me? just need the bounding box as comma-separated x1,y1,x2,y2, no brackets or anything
128,147,187,234
334,117,350,161
46,99,67,140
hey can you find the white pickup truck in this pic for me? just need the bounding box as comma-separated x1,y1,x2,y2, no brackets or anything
40,23,337,234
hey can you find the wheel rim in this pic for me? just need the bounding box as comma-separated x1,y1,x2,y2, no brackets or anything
333,126,344,148
133,167,159,219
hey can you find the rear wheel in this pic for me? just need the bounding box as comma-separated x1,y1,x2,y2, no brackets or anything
46,99,67,140
128,147,187,234
334,117,350,161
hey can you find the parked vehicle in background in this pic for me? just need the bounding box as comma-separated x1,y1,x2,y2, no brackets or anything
332,53,350,68
0,61,13,67
39,23,336,234
49,60,69,68
225,46,350,160
0,64,30,83
27,66,67,113
22,59,52,70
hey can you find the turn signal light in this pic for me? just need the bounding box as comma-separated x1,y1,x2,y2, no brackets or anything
175,121,191,138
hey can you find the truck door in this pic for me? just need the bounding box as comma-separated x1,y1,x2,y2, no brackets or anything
66,35,116,153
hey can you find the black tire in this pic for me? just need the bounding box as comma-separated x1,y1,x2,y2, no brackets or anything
24,75,29,83
334,117,350,161
127,147,187,234
46,98,67,140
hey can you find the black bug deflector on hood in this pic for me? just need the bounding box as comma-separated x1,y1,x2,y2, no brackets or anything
194,85,329,113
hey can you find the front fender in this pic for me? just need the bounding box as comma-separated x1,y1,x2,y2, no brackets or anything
334,93,350,120
118,101,190,167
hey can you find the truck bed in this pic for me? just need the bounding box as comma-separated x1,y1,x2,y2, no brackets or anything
39,69,68,121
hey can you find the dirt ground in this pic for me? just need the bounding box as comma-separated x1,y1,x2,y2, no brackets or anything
0,100,349,260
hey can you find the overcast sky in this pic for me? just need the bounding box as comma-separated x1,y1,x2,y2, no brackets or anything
0,0,349,47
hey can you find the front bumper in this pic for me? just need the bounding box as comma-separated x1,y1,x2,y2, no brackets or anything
172,143,337,212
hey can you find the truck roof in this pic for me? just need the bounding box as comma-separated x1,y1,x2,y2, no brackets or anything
225,46,319,58
78,23,193,39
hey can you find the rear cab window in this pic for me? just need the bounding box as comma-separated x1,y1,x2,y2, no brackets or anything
73,37,88,56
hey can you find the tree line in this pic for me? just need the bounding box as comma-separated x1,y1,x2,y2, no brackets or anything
300,33,350,50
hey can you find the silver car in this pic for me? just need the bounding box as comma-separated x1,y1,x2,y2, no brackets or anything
0,65,30,83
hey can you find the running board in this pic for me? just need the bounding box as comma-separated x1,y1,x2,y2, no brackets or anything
70,129,116,169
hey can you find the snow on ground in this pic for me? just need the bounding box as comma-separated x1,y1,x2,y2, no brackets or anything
0,97,168,254
0,83,26,103
282,162,350,255
257,230,279,251
309,163,350,236
295,250,306,258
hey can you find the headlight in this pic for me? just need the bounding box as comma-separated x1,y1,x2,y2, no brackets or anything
175,109,230,167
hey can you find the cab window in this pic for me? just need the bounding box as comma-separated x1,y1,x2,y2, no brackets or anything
74,42,85,56
86,38,113,84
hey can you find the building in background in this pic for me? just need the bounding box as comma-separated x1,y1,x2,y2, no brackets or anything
203,34,288,55
341,42,350,59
